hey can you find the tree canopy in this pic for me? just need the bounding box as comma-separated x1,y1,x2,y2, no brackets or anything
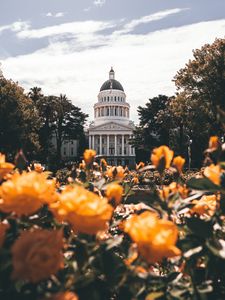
0,78,40,158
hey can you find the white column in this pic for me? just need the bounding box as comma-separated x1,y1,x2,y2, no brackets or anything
115,135,117,156
89,135,92,148
107,135,109,156
100,135,102,155
122,135,124,156
129,135,132,156
92,135,95,150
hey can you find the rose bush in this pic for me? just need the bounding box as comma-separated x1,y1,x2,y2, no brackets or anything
0,139,225,299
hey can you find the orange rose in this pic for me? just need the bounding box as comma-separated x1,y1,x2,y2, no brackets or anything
173,156,185,173
136,162,145,170
11,229,64,283
0,153,14,181
106,166,125,180
209,136,219,151
105,183,123,206
46,292,79,300
151,146,174,171
123,211,181,263
0,222,9,247
83,149,96,165
34,163,44,173
50,185,113,235
191,194,218,216
159,182,189,200
204,164,221,185
132,176,139,185
0,171,58,216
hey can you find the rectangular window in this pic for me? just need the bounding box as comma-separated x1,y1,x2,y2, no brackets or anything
63,148,66,155
71,148,74,156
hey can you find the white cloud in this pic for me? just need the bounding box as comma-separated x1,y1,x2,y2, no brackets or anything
46,12,65,18
0,21,30,35
114,8,188,35
2,15,225,123
16,20,115,40
93,0,106,7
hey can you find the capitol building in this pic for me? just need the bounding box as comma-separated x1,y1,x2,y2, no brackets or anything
88,68,135,167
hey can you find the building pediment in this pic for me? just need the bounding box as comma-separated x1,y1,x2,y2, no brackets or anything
89,122,134,132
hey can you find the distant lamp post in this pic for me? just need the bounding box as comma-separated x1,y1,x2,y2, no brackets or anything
188,138,192,171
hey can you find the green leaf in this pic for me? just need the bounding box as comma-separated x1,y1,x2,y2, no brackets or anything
187,177,220,192
186,217,213,238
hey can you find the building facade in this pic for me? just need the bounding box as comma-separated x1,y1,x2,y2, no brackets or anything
88,68,135,167
51,136,79,161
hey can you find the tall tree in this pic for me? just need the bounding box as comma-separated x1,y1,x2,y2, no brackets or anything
174,38,225,133
132,95,172,161
51,94,88,161
172,38,225,165
30,91,88,163
0,78,40,157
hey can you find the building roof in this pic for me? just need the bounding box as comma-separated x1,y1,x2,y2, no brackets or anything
100,79,124,92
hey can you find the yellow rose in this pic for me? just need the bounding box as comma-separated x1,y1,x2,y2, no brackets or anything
191,194,218,216
209,136,219,151
105,183,123,206
0,153,14,181
204,164,221,185
173,156,185,173
83,149,96,165
34,163,44,173
50,185,113,235
11,229,64,283
151,146,174,171
106,166,125,180
159,182,189,200
0,171,58,216
136,162,145,170
123,211,181,263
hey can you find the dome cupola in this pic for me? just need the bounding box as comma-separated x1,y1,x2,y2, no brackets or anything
100,68,124,92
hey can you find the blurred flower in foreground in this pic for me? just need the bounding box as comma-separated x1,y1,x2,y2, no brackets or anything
83,149,96,166
11,229,64,283
204,164,221,185
0,222,9,247
105,183,123,206
0,172,58,216
151,146,174,171
123,211,181,263
50,185,113,235
0,153,14,181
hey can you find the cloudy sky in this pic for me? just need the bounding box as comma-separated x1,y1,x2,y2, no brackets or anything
0,0,225,122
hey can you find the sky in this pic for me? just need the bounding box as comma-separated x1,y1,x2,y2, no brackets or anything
0,0,225,123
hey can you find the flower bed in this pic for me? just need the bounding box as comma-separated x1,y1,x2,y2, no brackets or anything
0,138,225,300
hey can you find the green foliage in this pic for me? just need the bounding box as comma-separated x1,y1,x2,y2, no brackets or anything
0,78,40,157
29,88,88,163
132,95,172,162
